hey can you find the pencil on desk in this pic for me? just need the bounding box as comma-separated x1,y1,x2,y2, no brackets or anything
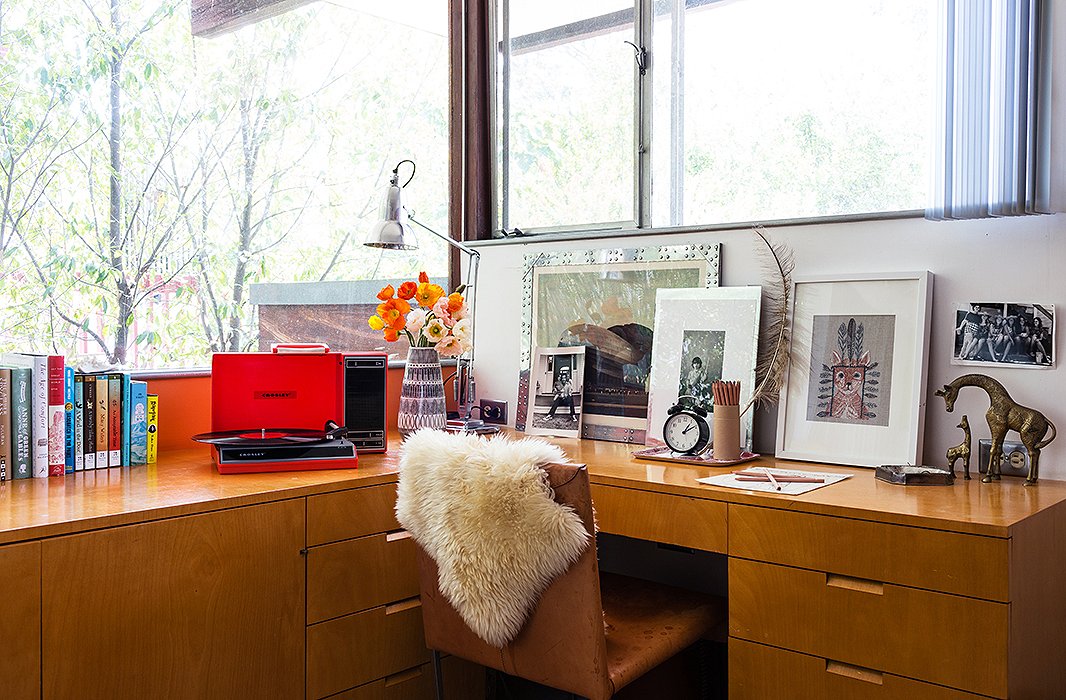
734,475,825,483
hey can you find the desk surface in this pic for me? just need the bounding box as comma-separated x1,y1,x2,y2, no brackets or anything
2,436,1066,544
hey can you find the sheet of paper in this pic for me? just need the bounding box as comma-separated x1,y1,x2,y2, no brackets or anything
697,468,852,495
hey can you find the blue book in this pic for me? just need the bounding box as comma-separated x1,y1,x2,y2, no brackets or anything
64,365,75,473
121,373,132,467
129,381,148,466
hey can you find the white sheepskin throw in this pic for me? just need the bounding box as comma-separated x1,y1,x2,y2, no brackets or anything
396,429,590,648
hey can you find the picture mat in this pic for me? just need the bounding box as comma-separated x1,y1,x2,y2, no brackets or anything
646,287,761,450
527,258,711,441
526,346,586,438
950,302,1055,369
777,275,931,467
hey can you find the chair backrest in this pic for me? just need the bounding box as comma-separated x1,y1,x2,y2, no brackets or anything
414,461,611,700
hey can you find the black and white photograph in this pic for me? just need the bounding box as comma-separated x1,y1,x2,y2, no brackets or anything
677,330,725,408
527,346,586,438
952,303,1055,368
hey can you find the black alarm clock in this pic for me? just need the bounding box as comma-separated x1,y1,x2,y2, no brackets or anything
663,395,711,455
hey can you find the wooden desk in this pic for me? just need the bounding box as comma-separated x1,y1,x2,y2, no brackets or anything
4,440,1065,699
555,436,1066,699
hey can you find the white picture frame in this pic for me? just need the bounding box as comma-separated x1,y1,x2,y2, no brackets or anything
646,287,762,451
775,272,933,468
526,346,587,438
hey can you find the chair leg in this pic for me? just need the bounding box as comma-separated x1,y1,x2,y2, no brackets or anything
432,649,445,700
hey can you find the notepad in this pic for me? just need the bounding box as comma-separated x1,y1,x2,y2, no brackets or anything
697,467,852,495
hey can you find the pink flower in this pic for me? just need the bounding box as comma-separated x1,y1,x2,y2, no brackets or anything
432,298,455,327
436,335,462,357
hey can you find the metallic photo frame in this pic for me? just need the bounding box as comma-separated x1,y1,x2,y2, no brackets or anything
516,243,720,443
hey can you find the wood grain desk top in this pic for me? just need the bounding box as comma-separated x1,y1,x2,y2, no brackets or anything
559,436,1066,538
4,433,1066,545
0,447,401,545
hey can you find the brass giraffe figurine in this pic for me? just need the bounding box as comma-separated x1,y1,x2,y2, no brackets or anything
935,374,1056,485
945,415,971,480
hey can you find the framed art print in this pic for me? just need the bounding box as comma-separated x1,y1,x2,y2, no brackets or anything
645,287,761,451
515,244,720,443
775,272,933,467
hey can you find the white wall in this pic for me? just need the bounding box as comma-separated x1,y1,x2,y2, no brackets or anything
470,213,1066,478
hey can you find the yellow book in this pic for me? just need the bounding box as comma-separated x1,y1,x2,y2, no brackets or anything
146,394,158,464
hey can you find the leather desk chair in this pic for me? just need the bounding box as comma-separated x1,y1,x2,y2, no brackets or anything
414,462,726,699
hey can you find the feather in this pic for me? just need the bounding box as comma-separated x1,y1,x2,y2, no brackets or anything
740,227,795,418
847,319,857,360
854,321,864,360
837,322,849,357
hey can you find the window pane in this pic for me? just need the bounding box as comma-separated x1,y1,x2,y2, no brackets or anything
651,0,934,227
498,1,637,231
0,0,449,367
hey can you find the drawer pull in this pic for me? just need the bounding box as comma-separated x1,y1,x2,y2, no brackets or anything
826,573,884,595
386,529,412,543
385,596,422,615
826,660,884,685
384,666,424,687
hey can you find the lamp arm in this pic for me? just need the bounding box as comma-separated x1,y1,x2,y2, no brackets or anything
408,217,480,418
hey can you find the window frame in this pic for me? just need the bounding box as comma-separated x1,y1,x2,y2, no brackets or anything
488,0,930,241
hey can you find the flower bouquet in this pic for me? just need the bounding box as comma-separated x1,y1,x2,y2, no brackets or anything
367,272,472,357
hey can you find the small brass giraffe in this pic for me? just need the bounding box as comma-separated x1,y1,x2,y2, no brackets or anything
946,415,971,480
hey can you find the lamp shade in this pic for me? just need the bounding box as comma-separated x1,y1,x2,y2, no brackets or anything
365,181,419,250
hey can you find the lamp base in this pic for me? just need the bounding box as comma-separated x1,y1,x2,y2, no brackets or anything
446,417,499,435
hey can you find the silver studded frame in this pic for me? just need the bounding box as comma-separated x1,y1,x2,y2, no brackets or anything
515,243,721,443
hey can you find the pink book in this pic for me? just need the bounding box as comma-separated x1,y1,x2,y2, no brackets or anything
47,355,65,476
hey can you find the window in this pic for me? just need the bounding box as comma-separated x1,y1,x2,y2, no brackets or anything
0,0,449,368
494,0,935,234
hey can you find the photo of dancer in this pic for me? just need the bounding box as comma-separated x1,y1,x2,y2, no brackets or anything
952,303,1054,368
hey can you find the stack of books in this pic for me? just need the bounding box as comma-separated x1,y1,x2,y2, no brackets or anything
0,353,159,479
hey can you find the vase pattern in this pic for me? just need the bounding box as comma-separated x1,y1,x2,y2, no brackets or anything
398,347,448,435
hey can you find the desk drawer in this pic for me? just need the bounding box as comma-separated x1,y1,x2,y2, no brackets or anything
306,598,430,699
307,530,419,624
327,664,434,700
308,484,400,546
729,638,984,700
728,504,1008,600
590,485,727,553
729,559,1007,697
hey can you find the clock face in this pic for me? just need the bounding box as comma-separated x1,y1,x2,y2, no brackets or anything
663,411,708,454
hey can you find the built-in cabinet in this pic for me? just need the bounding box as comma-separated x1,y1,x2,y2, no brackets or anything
1,541,41,700
3,469,479,700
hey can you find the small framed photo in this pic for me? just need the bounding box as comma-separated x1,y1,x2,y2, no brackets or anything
952,302,1054,369
526,346,587,438
646,287,762,450
776,272,933,468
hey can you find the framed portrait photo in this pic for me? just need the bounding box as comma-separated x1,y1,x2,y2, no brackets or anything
526,346,587,438
516,244,720,443
776,272,933,467
646,287,762,451
951,302,1055,369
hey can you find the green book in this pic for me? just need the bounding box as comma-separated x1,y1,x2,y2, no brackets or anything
0,368,9,481
8,367,31,479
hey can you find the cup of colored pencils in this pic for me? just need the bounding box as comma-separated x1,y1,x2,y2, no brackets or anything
712,380,741,461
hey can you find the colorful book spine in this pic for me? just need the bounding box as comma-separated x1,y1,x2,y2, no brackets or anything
10,367,31,479
95,375,108,468
0,368,10,481
74,375,84,471
120,373,132,467
64,366,75,473
46,355,65,477
28,355,47,477
107,373,121,466
83,377,96,470
130,381,148,465
146,394,158,464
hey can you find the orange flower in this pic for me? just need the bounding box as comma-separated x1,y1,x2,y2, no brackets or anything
418,271,430,283
415,282,445,308
376,284,395,301
447,292,464,313
376,298,411,320
383,328,400,342
397,281,417,300
387,312,407,331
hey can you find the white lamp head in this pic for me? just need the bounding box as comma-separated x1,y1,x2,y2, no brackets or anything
365,160,419,250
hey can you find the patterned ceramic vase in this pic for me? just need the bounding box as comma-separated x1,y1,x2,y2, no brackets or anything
398,347,448,435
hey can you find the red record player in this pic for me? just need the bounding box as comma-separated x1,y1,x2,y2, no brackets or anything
206,345,384,473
